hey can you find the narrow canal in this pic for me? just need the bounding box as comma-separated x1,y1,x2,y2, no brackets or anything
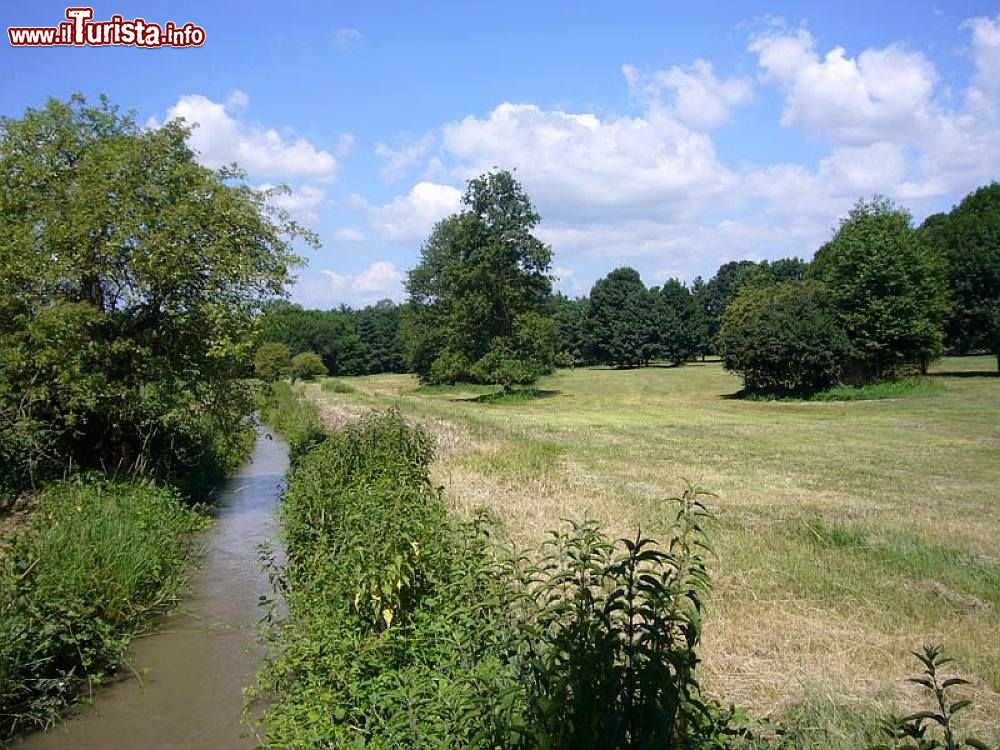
19,429,288,750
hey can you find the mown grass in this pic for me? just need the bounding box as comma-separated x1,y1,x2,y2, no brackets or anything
305,355,1000,746
0,479,208,740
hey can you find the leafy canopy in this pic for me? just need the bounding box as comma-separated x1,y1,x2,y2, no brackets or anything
919,182,1000,368
402,169,555,388
583,267,657,368
718,281,853,395
809,197,949,380
0,94,313,493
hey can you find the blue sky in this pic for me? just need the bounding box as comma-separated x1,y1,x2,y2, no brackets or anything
3,1,999,307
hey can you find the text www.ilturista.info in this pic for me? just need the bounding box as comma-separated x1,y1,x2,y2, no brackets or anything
8,7,205,48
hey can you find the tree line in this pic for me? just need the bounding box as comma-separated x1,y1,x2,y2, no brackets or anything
262,170,997,395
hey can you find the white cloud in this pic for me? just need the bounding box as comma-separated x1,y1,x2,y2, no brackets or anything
334,227,366,243
623,60,753,130
151,93,341,179
375,131,436,182
748,19,1000,201
963,14,1000,118
750,27,938,144
333,27,362,51
354,181,463,243
321,261,404,303
257,184,327,224
440,102,737,222
226,89,249,110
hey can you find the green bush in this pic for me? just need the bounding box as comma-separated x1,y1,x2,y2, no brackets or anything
290,351,328,381
718,281,853,395
254,342,292,382
0,479,207,739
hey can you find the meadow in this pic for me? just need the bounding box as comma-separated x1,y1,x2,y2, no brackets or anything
306,356,1000,746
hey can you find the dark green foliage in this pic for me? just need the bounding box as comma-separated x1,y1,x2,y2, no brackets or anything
259,303,366,376
809,197,949,381
254,342,292,382
717,282,853,395
402,170,556,387
290,351,327,381
507,488,750,749
919,183,1000,369
870,646,994,750
654,279,708,365
0,95,306,494
552,293,589,364
692,261,760,348
692,258,808,353
583,267,658,368
0,479,207,739
355,299,406,374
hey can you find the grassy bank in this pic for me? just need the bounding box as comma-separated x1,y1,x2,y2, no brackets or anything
0,479,208,740
302,355,1000,746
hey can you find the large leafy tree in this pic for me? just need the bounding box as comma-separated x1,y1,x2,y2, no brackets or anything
653,279,706,365
808,197,949,380
0,95,312,492
920,182,1000,369
583,267,658,368
402,170,555,389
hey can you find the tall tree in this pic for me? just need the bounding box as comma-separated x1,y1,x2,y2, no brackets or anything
355,299,406,374
583,267,658,368
809,197,949,380
692,260,760,348
920,182,1000,369
552,293,588,364
0,95,311,492
653,279,706,365
402,170,555,389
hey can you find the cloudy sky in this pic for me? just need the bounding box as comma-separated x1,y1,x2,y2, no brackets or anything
4,1,999,307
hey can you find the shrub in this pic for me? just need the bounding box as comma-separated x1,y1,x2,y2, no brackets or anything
290,351,327,381
718,281,853,395
0,479,207,739
254,342,292,382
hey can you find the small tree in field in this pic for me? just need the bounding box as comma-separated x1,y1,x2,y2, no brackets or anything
255,342,292,382
717,281,853,395
291,351,328,381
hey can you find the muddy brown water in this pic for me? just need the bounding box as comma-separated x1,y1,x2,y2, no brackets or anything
18,429,288,750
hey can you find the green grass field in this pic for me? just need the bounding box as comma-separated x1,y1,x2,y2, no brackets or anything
303,355,1000,745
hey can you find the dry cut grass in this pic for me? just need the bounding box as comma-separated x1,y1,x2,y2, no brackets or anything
306,356,1000,746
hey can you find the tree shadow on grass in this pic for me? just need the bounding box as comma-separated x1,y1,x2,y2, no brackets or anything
927,370,999,378
453,388,563,404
